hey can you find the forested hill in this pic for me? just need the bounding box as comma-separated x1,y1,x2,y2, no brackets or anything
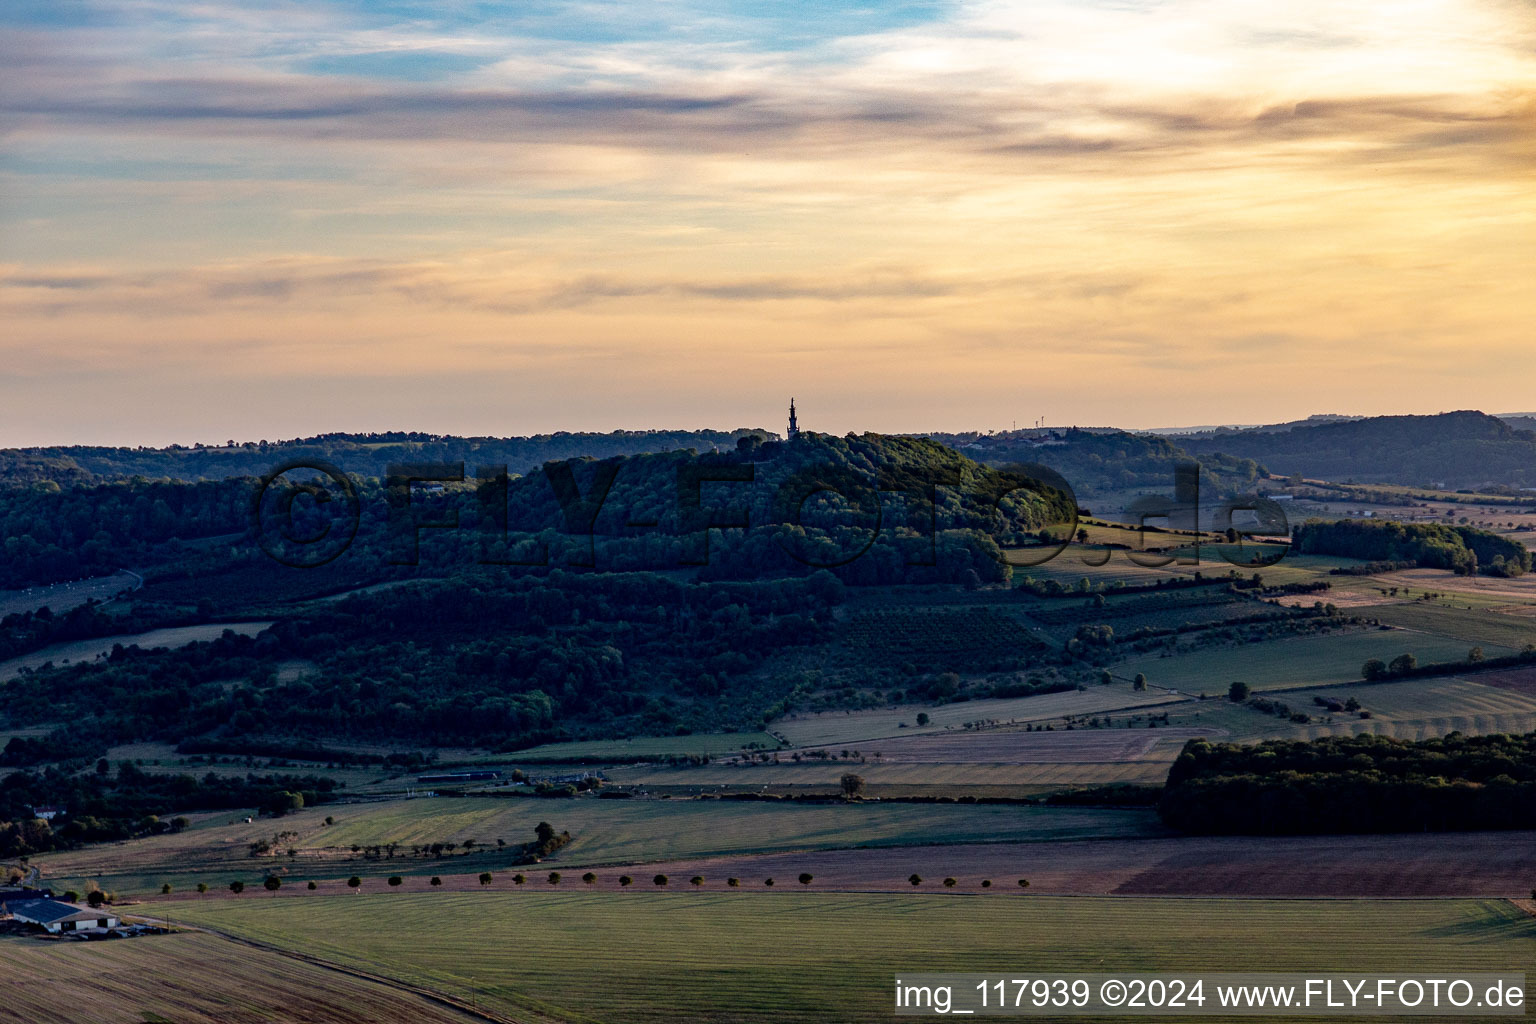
0,428,771,488
921,427,1265,497
0,431,1073,589
1173,411,1536,489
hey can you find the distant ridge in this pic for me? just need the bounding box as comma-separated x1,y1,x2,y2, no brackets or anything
1174,411,1536,489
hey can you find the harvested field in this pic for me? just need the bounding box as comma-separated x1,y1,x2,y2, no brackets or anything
0,931,485,1024
609,759,1174,791
542,829,1536,898
36,797,1160,897
860,726,1210,763
1378,568,1536,602
1475,664,1536,695
775,686,1181,746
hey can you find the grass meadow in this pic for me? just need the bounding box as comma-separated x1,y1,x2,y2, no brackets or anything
154,892,1536,1024
1114,630,1509,695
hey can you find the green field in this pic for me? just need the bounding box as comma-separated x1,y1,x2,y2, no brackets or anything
36,797,1159,897
155,892,1536,1023
1364,602,1536,649
1115,630,1510,695
504,732,781,761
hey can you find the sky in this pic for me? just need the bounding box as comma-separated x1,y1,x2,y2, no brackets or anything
2,0,1534,446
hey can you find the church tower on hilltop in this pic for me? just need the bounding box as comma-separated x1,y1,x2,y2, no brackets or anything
787,398,799,439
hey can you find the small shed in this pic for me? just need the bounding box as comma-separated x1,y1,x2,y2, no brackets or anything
2,898,119,933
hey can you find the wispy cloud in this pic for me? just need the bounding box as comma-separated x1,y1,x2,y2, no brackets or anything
1,0,1534,443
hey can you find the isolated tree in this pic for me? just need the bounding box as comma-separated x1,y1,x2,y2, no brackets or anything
196,882,208,895
690,876,704,887
264,876,282,894
727,877,740,887
619,875,633,887
981,879,992,888
548,872,562,886
840,773,866,799
346,876,361,892
87,889,107,908
1017,879,1030,889
1227,681,1250,702
387,876,402,888
160,883,172,895
909,874,922,887
653,874,668,887
1099,670,1113,686
581,872,597,886
512,873,526,886
229,881,245,896
915,713,930,727
1469,646,1485,663
798,873,813,886
1133,674,1149,692
307,881,318,890
479,872,493,886
943,878,957,888
764,878,775,887
430,877,442,887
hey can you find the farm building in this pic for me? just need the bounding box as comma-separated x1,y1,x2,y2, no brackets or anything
1,898,119,933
